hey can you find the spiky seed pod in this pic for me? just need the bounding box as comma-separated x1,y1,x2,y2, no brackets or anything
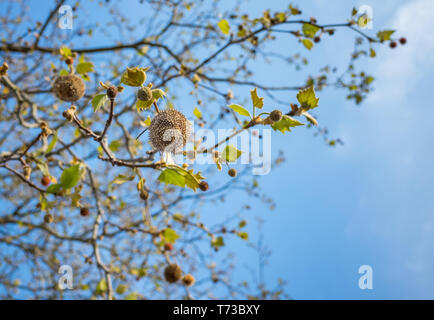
149,109,190,153
199,181,209,192
164,264,182,283
80,207,90,217
52,74,85,102
182,274,195,287
137,86,152,102
41,176,51,186
228,168,237,177
270,110,283,122
44,213,54,224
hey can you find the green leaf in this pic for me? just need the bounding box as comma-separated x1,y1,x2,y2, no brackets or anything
301,39,313,50
158,168,186,188
60,164,81,190
120,67,147,87
163,228,180,243
152,89,166,100
46,183,61,194
302,23,320,38
111,174,135,185
217,19,230,35
59,46,72,58
124,292,138,300
45,133,57,154
108,140,122,152
193,107,202,119
296,85,319,110
143,115,151,126
377,30,395,42
59,69,69,76
212,236,224,248
221,145,242,162
370,48,376,58
237,231,249,240
116,284,128,295
228,104,251,118
239,220,247,228
92,94,108,112
271,115,304,133
136,98,154,112
250,88,264,109
76,62,94,74
95,278,107,295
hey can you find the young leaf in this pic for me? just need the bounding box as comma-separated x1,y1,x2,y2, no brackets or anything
111,174,135,185
211,236,224,248
45,132,57,154
271,115,304,133
228,104,251,118
193,107,202,119
46,183,62,194
76,62,94,74
217,19,230,35
60,164,82,189
377,30,395,42
136,98,154,111
301,39,313,50
163,228,180,243
221,145,242,162
92,94,108,112
158,168,186,188
120,67,147,87
250,88,264,109
302,23,320,38
152,89,166,100
296,86,319,111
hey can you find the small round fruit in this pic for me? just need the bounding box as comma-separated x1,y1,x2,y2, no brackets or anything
399,37,407,45
140,189,149,201
65,57,74,65
106,86,118,100
41,176,51,186
164,243,173,251
269,110,282,122
164,264,182,283
137,86,152,102
80,207,90,217
182,274,195,287
389,41,397,49
44,213,54,224
314,36,321,43
228,168,237,177
199,181,209,192
52,74,86,102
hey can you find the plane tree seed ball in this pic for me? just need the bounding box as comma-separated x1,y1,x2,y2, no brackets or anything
149,109,190,153
182,274,195,286
52,74,85,102
270,110,282,122
228,168,237,177
137,86,152,101
164,264,182,283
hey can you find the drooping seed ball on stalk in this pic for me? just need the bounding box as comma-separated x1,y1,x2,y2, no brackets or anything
149,109,190,154
164,264,182,283
182,274,195,287
137,86,152,101
52,74,85,102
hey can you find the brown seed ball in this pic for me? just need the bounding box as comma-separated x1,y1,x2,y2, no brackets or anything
41,176,51,186
137,86,152,102
52,74,85,102
228,168,237,177
314,36,321,43
399,37,407,45
164,243,173,251
390,41,397,49
107,86,118,100
149,109,190,153
80,207,90,217
44,213,54,224
164,264,182,283
199,181,209,192
270,110,282,122
65,57,74,65
182,274,195,287
140,189,149,200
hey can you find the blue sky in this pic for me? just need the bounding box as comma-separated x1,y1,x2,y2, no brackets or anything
4,0,434,299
